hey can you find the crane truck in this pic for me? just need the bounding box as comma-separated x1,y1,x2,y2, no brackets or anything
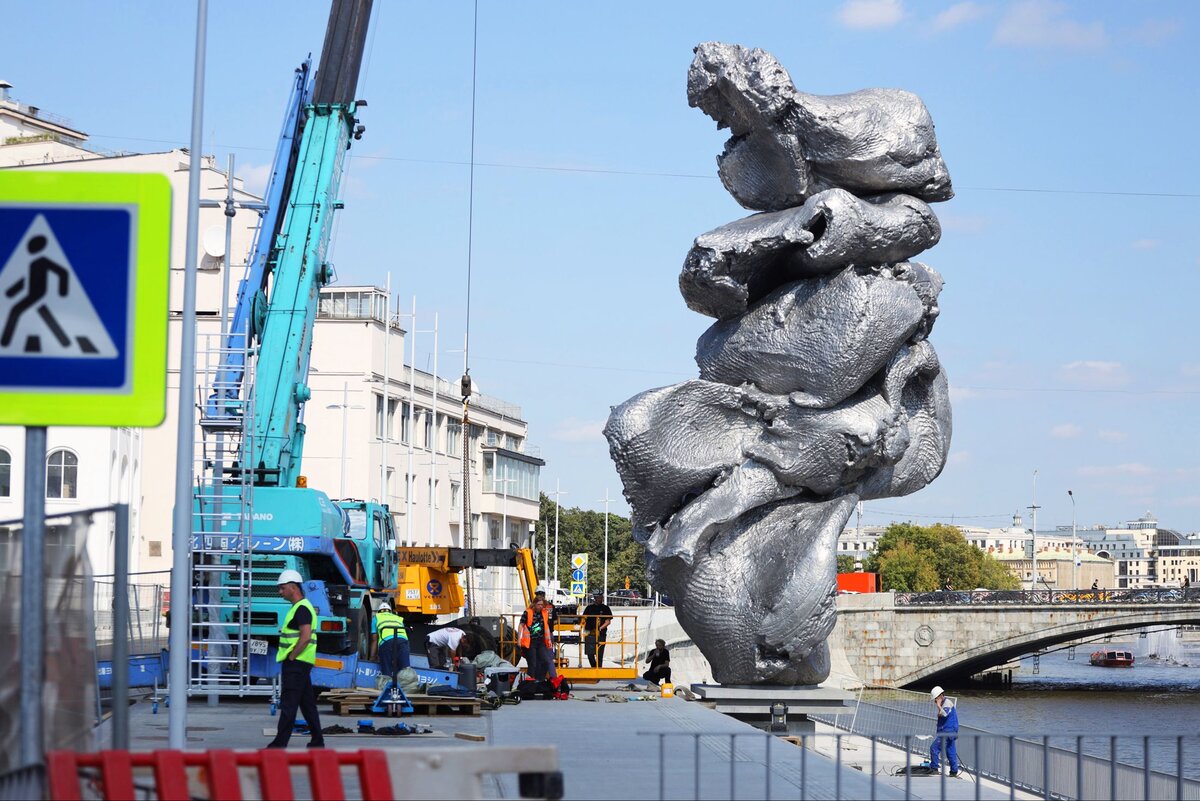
189,0,537,679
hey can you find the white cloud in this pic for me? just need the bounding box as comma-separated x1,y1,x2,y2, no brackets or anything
931,2,990,33
238,162,272,195
948,450,970,465
1097,429,1128,442
550,418,606,443
948,385,978,402
939,213,989,234
1077,463,1153,477
838,0,904,29
1181,364,1200,378
1061,360,1129,387
1128,18,1180,46
1131,238,1160,250
993,0,1107,51
1051,423,1082,438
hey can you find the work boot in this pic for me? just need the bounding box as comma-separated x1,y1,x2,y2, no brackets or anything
307,740,326,749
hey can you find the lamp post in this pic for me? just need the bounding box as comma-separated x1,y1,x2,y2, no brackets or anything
1028,470,1040,592
599,489,612,605
1069,490,1077,591
548,480,567,589
326,381,363,498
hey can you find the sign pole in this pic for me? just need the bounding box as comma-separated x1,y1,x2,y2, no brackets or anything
19,426,46,768
168,0,209,750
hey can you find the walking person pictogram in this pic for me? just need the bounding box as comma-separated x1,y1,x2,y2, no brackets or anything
1,235,75,352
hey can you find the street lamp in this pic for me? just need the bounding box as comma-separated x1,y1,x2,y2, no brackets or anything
326,381,364,498
1069,490,1077,591
598,489,613,605
1028,470,1040,592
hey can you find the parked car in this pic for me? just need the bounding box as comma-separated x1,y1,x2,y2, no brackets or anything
609,589,643,606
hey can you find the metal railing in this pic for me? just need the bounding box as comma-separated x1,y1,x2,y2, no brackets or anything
499,613,639,680
92,580,165,653
895,588,1200,606
643,731,1200,801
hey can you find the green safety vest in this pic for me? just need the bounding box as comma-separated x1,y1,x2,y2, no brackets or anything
375,611,408,642
277,598,318,664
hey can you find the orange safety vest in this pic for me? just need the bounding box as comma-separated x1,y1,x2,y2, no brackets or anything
518,607,552,648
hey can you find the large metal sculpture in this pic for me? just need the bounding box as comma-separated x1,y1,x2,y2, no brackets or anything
604,43,953,685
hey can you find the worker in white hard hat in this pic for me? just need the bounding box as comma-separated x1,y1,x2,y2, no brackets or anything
928,686,960,776
266,569,324,749
368,601,410,680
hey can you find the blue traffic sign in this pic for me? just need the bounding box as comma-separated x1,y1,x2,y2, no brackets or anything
0,172,170,427
571,568,585,582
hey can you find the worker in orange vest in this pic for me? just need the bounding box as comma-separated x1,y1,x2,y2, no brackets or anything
519,597,556,681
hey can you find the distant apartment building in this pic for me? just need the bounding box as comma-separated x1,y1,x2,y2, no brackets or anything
994,550,1115,591
0,85,543,609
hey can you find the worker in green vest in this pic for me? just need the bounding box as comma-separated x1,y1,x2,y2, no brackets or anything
266,570,324,749
369,602,410,679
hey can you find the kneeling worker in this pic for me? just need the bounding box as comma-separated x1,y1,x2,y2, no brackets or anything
369,602,410,678
266,570,324,749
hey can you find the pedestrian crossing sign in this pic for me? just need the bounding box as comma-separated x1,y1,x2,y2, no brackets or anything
0,172,170,426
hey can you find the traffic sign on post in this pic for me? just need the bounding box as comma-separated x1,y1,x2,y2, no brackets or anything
0,172,171,427
570,553,588,598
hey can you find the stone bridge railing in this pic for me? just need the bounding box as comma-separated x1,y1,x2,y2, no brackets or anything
829,591,1200,689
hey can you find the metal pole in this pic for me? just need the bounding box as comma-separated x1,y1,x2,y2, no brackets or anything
553,479,563,589
19,426,47,768
405,296,417,546
113,504,130,750
600,489,611,604
1028,470,1040,592
380,272,390,505
168,0,208,751
428,312,438,547
220,154,235,335
1069,490,1077,591
339,381,349,497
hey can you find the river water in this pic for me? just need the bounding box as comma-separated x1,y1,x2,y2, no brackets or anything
948,636,1200,777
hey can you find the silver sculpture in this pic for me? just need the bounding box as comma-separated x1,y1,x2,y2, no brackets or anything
605,42,954,685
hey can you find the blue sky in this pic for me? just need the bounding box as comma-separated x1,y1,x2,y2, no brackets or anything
4,1,1198,532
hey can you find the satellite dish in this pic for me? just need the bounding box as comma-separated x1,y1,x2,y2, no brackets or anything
202,225,226,258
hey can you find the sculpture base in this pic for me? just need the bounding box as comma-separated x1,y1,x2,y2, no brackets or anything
691,683,853,736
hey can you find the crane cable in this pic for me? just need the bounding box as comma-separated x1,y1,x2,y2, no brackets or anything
462,0,479,614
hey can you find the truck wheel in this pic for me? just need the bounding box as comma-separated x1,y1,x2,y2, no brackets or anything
356,603,372,659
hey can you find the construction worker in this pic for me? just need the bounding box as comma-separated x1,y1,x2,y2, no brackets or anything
928,686,960,776
266,570,324,749
368,602,409,679
519,597,556,681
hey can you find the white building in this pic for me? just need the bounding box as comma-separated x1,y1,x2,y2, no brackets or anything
0,85,544,609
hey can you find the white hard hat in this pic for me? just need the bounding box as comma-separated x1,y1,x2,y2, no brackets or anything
276,569,304,586
930,686,945,700
378,603,391,612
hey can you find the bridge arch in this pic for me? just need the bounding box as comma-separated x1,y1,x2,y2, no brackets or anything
832,593,1200,689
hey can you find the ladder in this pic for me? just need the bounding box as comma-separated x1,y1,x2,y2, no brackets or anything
187,331,270,696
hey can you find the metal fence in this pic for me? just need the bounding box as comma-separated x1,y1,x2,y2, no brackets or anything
92,578,165,654
895,588,1200,606
643,731,1200,801
807,687,1200,800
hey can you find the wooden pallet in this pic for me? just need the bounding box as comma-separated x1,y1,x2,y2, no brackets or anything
323,690,481,717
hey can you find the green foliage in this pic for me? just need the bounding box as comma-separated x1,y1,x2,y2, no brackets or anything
836,554,857,574
537,493,645,593
866,522,1021,591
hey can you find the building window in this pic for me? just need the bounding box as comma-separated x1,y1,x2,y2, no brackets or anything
46,449,78,499
375,394,385,438
0,449,10,497
424,411,433,450
446,420,461,456
400,402,411,444
450,482,461,512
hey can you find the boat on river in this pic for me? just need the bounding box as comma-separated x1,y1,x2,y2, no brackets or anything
1090,649,1135,668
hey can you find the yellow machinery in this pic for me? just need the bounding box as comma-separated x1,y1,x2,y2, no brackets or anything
385,545,539,619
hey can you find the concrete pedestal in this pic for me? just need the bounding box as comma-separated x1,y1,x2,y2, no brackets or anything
691,684,854,735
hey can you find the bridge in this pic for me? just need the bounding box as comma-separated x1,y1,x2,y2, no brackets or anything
829,588,1200,688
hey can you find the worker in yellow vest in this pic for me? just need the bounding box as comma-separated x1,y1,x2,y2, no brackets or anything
369,602,410,679
266,570,324,749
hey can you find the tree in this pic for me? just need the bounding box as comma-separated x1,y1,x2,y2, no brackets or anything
866,522,1020,591
836,554,857,574
537,493,646,594
878,541,939,591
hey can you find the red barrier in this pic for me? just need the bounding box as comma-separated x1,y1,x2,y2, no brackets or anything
47,748,396,801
